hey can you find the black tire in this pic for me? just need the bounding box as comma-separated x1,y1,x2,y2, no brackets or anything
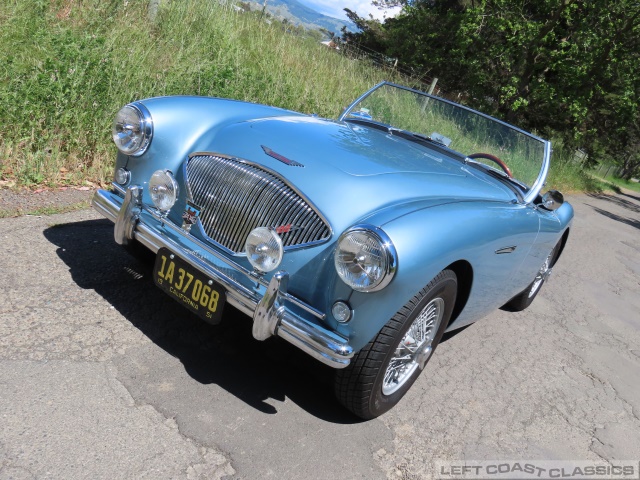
503,278,540,312
335,270,457,419
503,242,560,312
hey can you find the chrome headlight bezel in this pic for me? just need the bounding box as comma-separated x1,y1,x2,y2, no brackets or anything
334,224,397,293
112,102,153,157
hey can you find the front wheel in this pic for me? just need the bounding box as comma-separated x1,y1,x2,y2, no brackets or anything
335,270,457,419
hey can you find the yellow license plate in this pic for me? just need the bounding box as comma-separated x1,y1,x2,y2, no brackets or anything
153,248,225,324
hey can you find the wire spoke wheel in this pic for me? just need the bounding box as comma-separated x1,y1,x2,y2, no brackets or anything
382,298,444,395
528,251,553,298
335,270,457,419
504,240,562,312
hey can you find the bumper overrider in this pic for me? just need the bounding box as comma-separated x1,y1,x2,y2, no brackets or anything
92,186,354,368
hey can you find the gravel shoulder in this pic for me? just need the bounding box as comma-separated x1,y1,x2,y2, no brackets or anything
0,186,95,217
0,189,639,479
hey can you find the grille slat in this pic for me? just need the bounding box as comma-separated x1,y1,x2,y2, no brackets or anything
216,164,259,251
257,182,290,232
186,154,331,253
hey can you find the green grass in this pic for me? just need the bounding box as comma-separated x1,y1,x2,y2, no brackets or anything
0,0,596,194
589,174,640,193
547,164,604,194
0,0,386,186
607,177,640,193
0,200,90,218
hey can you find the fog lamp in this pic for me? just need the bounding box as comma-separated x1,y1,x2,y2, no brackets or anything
245,227,284,273
149,169,178,213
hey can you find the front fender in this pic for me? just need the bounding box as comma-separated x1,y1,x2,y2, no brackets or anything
338,200,540,351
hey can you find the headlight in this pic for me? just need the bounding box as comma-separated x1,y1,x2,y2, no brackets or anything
245,227,284,273
335,225,397,292
149,170,178,213
112,103,153,156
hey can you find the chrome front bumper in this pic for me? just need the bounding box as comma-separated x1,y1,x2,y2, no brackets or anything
92,186,353,368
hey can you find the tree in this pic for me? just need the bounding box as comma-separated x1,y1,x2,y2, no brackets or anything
343,0,640,167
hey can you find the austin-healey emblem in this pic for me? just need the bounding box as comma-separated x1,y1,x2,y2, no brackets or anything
181,202,201,232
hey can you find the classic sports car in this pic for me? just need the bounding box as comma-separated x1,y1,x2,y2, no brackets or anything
93,82,573,419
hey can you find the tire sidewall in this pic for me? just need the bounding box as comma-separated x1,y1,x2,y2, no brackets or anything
504,240,561,311
368,273,457,417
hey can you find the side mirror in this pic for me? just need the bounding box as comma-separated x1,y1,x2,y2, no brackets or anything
540,190,564,211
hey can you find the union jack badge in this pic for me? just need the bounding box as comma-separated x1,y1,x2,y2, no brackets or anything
181,201,201,232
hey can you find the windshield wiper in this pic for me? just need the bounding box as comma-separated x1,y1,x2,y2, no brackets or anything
344,116,390,132
346,120,465,159
388,127,446,147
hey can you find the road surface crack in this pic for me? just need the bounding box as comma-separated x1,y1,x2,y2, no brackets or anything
104,363,236,479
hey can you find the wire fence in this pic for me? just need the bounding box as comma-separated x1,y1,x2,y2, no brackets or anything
334,41,458,101
593,163,622,179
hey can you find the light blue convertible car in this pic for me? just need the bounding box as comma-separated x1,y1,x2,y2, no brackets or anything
93,82,573,419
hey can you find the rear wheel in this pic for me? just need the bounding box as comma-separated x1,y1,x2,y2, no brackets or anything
335,270,457,419
504,243,559,311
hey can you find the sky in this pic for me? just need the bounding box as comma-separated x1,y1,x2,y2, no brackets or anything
296,0,402,21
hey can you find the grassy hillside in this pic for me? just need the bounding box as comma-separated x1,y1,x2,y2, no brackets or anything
0,0,592,192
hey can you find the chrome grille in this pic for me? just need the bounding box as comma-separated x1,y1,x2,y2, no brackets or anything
185,154,331,253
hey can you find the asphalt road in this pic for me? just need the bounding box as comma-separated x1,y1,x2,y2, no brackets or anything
1,191,639,479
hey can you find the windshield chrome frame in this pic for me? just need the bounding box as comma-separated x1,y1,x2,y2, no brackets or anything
339,81,551,205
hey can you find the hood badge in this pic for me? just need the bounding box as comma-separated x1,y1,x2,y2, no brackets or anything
181,201,201,232
262,145,304,167
275,224,301,235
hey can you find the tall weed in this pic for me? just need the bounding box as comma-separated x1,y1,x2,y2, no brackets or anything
0,0,590,192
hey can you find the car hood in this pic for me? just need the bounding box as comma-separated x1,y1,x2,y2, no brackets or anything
207,115,514,230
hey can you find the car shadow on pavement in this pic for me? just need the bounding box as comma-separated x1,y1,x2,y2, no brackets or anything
441,325,470,343
619,191,640,203
43,218,363,424
586,204,640,230
586,192,640,214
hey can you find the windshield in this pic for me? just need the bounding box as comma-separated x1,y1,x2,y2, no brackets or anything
340,82,549,202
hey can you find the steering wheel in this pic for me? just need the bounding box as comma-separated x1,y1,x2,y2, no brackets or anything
468,153,513,178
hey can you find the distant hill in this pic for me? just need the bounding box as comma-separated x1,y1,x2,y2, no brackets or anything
243,0,356,35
